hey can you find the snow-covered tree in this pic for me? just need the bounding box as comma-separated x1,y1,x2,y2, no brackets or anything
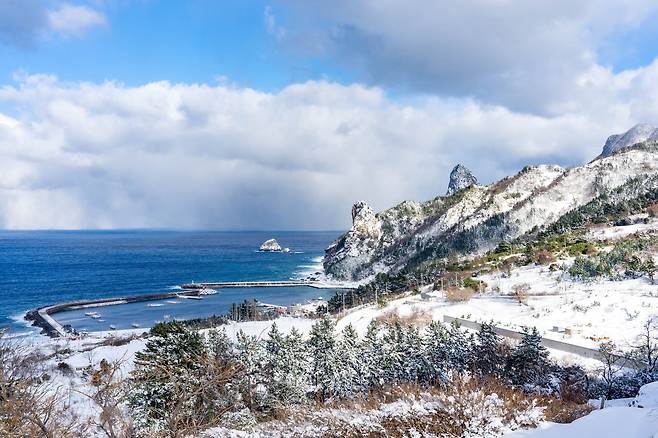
235,329,267,409
307,316,339,400
381,320,407,383
506,327,549,386
471,322,504,378
129,324,239,436
207,328,233,364
361,319,385,389
262,323,309,408
335,324,361,398
446,322,472,374
403,325,426,383
422,320,451,383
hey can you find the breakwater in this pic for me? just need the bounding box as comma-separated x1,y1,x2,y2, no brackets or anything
25,281,331,338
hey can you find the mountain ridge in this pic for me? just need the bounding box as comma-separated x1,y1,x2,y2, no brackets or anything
324,133,658,281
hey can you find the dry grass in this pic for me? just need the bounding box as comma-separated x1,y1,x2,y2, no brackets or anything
511,283,530,304
376,307,433,327
243,377,592,438
445,286,475,302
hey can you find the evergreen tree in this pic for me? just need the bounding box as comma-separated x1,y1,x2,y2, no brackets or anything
262,323,309,408
283,328,310,404
402,325,426,383
361,319,385,389
381,320,407,383
207,328,233,364
235,329,267,409
445,322,472,374
506,327,549,385
129,324,238,436
307,316,339,400
335,324,361,398
422,321,451,383
471,322,504,377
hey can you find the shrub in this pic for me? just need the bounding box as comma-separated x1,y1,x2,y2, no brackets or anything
445,286,475,302
463,277,487,291
511,283,530,304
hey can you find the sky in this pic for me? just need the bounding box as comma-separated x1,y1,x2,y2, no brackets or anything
2,1,658,230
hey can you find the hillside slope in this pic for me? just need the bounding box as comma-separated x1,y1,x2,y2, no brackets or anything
324,135,658,281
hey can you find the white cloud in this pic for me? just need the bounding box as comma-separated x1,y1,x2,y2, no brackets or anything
275,0,658,114
2,69,658,230
47,3,107,37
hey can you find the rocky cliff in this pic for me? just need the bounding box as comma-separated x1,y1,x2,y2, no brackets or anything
446,164,478,195
324,132,658,281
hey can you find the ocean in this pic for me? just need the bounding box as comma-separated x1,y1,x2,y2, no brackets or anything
0,230,342,336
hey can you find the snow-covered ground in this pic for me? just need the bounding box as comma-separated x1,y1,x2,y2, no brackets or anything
505,381,658,438
338,264,658,358
586,218,658,241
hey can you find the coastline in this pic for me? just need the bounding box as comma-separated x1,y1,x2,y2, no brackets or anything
24,279,355,338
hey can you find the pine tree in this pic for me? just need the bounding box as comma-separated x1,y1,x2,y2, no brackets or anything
422,320,451,383
235,329,267,409
506,327,549,385
207,328,233,364
129,324,238,436
445,322,472,374
361,319,385,389
307,316,338,400
335,324,361,398
283,327,310,404
402,325,425,383
381,320,407,383
471,321,504,377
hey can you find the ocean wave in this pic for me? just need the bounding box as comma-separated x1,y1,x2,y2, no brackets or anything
292,256,324,279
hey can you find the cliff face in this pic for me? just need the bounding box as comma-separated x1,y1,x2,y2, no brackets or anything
324,138,658,281
446,164,478,196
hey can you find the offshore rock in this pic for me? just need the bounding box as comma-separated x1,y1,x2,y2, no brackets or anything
259,239,283,252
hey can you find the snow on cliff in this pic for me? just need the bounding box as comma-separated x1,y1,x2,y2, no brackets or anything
446,163,478,195
324,133,658,281
601,123,658,157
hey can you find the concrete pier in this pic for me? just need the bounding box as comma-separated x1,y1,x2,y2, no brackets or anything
25,280,337,338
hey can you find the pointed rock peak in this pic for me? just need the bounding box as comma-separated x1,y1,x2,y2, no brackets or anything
601,123,658,157
447,164,478,196
351,201,375,224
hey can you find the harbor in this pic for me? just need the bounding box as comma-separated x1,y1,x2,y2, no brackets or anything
24,281,349,337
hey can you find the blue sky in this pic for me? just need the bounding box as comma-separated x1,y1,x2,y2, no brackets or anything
0,1,356,90
2,1,658,229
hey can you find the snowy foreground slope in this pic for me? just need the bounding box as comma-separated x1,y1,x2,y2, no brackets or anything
324,133,658,281
506,382,658,438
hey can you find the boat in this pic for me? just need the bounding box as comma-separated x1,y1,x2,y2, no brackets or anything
198,288,217,295
177,294,202,300
85,311,100,317
146,303,164,307
109,325,116,330
97,319,105,323
131,322,140,328
165,300,179,304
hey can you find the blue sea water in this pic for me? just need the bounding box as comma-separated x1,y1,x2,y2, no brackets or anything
0,230,342,336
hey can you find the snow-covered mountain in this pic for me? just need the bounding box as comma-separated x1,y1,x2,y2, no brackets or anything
601,123,658,157
324,132,658,281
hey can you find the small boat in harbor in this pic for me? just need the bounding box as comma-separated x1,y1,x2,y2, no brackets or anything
165,300,179,304
97,319,105,322
109,325,116,330
146,303,164,307
177,294,202,300
199,288,218,295
131,322,140,328
85,311,100,317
